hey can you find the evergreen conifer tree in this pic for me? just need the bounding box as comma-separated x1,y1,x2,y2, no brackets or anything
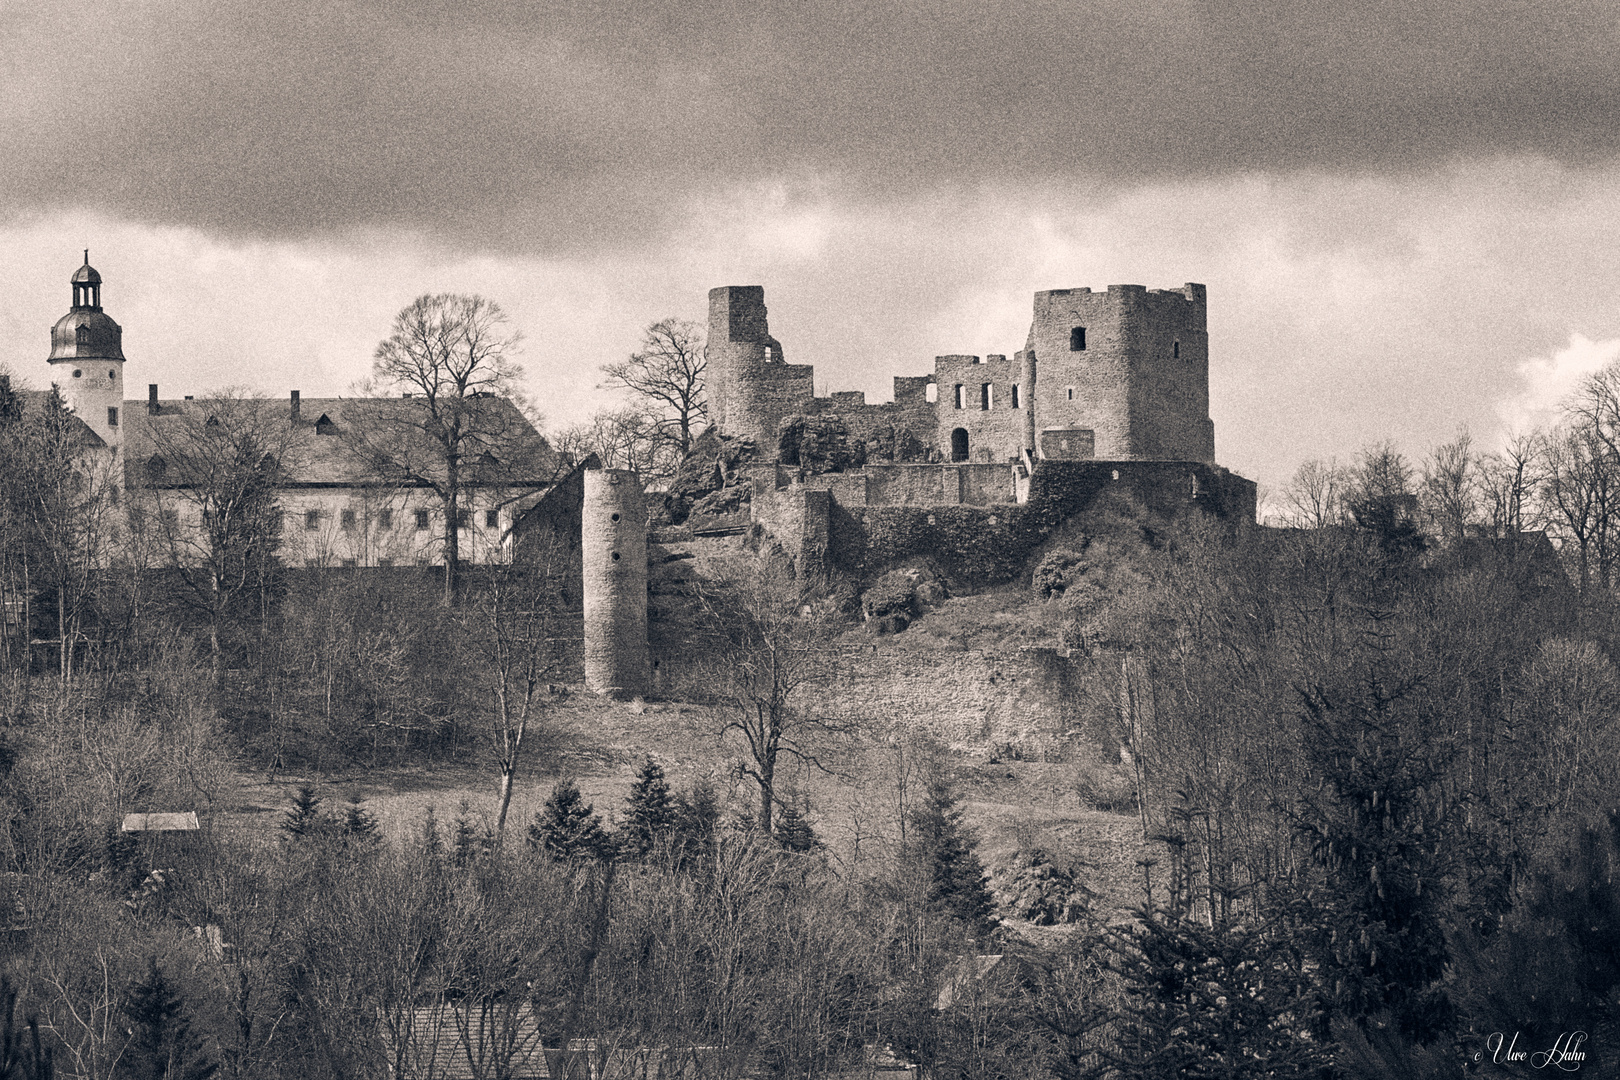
451,800,489,867
1295,681,1457,1044
528,780,614,862
340,794,379,846
773,800,818,853
280,785,325,838
909,779,997,937
121,958,217,1080
622,756,677,859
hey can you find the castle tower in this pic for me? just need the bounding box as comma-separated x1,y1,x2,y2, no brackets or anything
1027,284,1214,463
47,252,126,452
581,468,650,699
706,286,813,450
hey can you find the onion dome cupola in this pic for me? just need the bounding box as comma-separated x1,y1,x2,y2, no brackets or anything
47,252,126,452
50,251,124,361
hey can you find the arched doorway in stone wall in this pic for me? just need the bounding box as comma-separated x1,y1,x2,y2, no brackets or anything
950,427,969,462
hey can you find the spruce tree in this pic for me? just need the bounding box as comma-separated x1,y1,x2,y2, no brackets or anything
773,800,818,853
909,778,997,937
121,958,217,1080
622,756,677,859
528,780,614,862
280,785,325,838
340,794,379,846
1295,681,1456,1044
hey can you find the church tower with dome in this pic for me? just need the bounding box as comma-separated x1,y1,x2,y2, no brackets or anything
47,253,125,452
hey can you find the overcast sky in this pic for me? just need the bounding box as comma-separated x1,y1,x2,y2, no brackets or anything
4,0,1619,499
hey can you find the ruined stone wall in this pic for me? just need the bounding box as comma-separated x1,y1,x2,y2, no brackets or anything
799,375,939,463
812,643,1082,749
706,286,813,450
1028,284,1214,463
582,469,650,698
933,354,1027,462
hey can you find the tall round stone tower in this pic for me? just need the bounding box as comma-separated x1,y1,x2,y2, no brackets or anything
47,252,125,452
582,468,650,699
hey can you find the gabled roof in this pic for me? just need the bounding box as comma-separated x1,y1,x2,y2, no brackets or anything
124,395,561,490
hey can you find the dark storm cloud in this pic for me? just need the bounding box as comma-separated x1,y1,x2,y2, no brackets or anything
4,0,1616,247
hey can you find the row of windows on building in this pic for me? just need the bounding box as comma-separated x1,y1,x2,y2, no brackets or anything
300,507,503,532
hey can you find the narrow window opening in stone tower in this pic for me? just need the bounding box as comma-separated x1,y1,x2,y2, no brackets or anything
954,384,965,409
108,370,116,379
980,384,992,410
1070,327,1086,351
1173,340,1180,359
925,382,938,403
1066,387,1075,401
1011,384,1020,408
107,407,118,428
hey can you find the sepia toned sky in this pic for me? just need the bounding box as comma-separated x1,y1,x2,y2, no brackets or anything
3,0,1619,497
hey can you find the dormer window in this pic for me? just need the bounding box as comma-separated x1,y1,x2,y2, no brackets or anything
315,414,336,435
145,456,167,481
205,416,219,427
76,326,91,348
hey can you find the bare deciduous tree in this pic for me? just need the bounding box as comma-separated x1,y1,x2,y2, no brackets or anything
600,318,707,457
1420,429,1477,545
697,557,844,837
139,390,292,683
361,294,534,605
1279,458,1348,529
469,538,574,845
552,406,678,483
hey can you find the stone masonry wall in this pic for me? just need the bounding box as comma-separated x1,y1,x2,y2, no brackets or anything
813,642,1082,750
933,354,1027,462
1028,284,1214,463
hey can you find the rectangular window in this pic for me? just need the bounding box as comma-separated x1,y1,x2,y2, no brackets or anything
378,509,393,529
980,384,992,410
161,508,178,527
1070,327,1086,351
485,509,500,528
954,384,965,409
304,510,319,530
1066,387,1075,401
1173,340,1180,359
414,509,430,531
1011,384,1021,409
454,510,471,529
107,406,119,427
340,509,356,531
